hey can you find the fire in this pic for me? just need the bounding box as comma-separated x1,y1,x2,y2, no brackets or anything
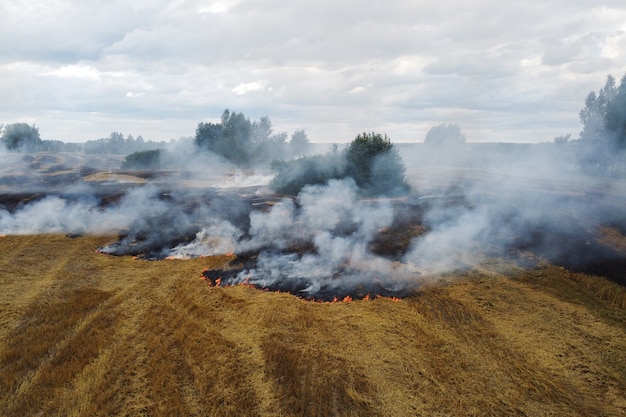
199,266,409,301
238,277,256,288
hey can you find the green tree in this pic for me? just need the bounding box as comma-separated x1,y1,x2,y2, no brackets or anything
121,149,163,170
1,123,42,151
269,131,409,196
195,109,292,166
194,109,252,164
345,132,409,196
345,132,394,188
221,110,252,164
195,121,223,152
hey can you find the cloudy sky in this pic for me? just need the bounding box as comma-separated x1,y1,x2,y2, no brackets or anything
1,1,626,143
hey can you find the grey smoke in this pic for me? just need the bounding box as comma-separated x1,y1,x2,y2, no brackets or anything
218,179,423,295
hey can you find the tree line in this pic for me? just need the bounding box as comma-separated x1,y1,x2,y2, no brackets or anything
3,71,626,185
194,109,310,165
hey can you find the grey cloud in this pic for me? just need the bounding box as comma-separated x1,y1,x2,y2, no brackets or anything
2,0,626,143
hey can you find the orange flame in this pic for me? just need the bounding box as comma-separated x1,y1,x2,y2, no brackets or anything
238,277,255,288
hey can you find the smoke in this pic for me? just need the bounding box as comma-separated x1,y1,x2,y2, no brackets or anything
1,137,626,298
205,179,422,299
400,140,626,284
404,202,492,274
0,185,175,236
236,180,393,267
168,220,242,259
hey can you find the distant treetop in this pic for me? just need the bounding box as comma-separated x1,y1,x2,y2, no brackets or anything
424,123,466,146
579,73,626,149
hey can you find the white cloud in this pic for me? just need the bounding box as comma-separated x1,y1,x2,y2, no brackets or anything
349,86,367,94
198,2,229,14
126,92,146,98
601,30,626,60
232,81,270,95
44,64,101,80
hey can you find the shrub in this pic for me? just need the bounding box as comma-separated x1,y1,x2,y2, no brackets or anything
270,132,410,197
121,149,163,170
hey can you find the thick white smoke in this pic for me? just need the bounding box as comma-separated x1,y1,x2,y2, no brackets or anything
217,179,422,296
0,185,172,236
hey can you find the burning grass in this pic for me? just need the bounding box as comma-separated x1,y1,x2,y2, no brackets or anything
200,252,421,302
2,234,626,416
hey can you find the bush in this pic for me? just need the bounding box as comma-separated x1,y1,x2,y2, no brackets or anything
121,149,163,170
270,132,410,197
269,153,346,195
1,123,42,151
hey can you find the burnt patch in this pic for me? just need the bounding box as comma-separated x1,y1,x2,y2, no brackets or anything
202,252,420,301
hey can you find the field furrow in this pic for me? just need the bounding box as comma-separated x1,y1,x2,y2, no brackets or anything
1,235,626,416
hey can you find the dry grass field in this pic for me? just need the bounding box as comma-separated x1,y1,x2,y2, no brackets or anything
1,234,626,416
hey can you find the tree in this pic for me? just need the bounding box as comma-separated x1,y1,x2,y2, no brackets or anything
553,133,572,145
195,109,294,166
578,73,626,174
345,132,408,195
269,131,409,196
579,75,617,146
289,129,310,156
121,149,163,170
269,152,345,195
221,110,252,164
424,123,466,146
251,116,273,143
1,123,42,151
194,109,252,164
345,132,393,187
195,122,223,152
605,73,626,148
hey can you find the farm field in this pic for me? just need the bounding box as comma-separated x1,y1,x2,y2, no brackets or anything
1,234,626,416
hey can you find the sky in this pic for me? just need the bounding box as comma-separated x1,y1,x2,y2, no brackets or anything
1,1,626,144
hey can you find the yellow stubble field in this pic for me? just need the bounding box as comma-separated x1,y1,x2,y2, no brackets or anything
1,233,626,416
